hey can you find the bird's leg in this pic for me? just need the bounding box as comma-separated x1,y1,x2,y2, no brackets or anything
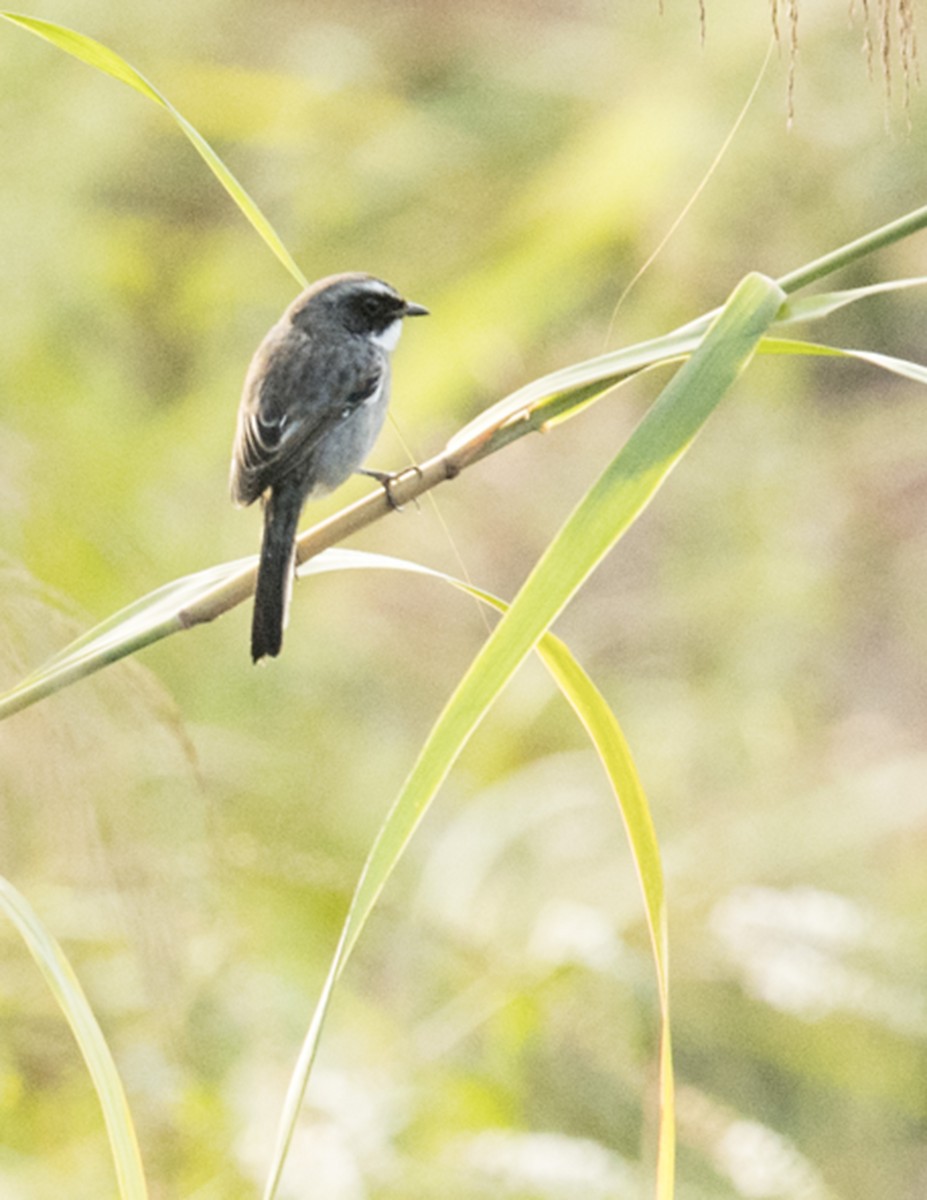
356,465,423,511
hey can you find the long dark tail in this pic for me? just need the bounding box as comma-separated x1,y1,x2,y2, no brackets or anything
251,484,304,662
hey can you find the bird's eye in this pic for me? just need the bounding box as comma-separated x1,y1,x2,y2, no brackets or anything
362,295,381,317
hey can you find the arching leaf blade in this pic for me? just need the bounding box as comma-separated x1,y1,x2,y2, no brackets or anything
0,877,148,1200
0,12,306,286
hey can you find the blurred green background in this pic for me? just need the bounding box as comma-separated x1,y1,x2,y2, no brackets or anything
2,1,927,1197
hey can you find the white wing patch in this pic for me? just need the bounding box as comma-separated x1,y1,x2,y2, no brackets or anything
361,373,386,408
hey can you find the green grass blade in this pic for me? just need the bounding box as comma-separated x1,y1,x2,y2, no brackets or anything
776,276,927,324
532,635,674,1198
0,877,148,1200
451,209,927,455
271,549,675,1199
776,202,927,295
0,557,256,721
535,634,668,992
329,272,783,960
760,336,927,385
263,272,783,1198
447,329,700,458
0,12,306,287
827,346,927,384
448,260,927,466
671,204,927,341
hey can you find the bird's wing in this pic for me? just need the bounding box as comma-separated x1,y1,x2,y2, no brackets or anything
230,325,383,505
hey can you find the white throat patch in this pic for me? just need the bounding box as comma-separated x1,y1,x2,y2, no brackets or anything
371,318,403,353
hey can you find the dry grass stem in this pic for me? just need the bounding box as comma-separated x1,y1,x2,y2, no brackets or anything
700,1,922,118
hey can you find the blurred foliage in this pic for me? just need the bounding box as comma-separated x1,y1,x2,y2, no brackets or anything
2,1,927,1198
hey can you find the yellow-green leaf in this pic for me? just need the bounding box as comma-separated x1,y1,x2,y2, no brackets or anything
0,877,148,1200
0,12,306,286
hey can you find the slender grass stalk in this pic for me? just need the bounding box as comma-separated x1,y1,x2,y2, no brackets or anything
0,878,148,1200
777,202,927,294
0,12,307,287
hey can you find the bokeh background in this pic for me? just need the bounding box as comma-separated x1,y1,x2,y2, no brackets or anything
1,2,927,1197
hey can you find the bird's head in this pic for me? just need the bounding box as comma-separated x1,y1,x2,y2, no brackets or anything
290,273,428,350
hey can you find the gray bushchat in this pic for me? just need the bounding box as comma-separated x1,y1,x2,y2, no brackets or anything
230,273,428,662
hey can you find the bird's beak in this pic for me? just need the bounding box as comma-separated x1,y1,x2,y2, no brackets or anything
403,301,429,317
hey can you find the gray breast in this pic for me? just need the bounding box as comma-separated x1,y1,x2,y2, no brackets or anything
308,363,391,495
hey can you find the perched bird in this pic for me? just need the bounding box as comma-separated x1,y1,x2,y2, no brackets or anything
230,273,428,662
